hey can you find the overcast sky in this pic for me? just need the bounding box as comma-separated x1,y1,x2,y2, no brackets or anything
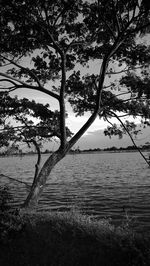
10,70,148,151
7,42,149,151
41,124,150,151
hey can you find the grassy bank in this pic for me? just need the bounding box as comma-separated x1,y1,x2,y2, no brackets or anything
0,209,150,266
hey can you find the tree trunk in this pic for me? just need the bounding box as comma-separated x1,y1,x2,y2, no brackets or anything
22,148,66,208
22,52,111,209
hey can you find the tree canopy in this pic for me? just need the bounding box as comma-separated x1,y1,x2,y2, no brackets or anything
0,0,150,207
0,92,72,151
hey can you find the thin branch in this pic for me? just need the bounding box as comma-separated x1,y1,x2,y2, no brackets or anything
8,87,18,93
112,0,121,34
53,11,63,26
106,65,143,75
66,41,84,52
117,91,130,96
105,116,114,127
68,35,126,150
122,8,137,32
131,3,137,22
97,0,116,40
0,86,20,93
125,2,130,23
112,91,131,98
0,62,12,67
111,113,130,118
0,72,33,87
33,9,63,55
122,4,150,36
0,72,60,100
0,126,28,133
0,55,42,87
105,111,131,119
0,173,31,190
26,139,41,182
103,84,114,89
129,22,150,35
108,110,150,166
0,72,24,86
99,14,116,41
53,7,67,27
0,125,61,136
18,117,42,182
46,28,63,55
59,53,67,149
0,79,18,87
106,67,127,75
120,95,148,103
14,8,63,56
116,3,124,30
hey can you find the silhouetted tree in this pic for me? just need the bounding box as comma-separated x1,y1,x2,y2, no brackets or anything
0,0,150,207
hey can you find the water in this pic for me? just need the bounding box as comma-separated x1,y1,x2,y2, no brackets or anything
0,151,150,232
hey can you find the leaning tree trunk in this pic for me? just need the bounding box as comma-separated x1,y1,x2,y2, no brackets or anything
22,148,67,208
22,46,113,209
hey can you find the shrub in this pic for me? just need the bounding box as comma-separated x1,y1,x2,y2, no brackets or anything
0,186,24,243
0,185,12,212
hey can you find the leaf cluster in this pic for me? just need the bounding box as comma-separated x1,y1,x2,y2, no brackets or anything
0,92,72,148
104,121,141,139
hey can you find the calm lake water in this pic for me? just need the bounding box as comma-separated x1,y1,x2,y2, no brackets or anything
0,151,150,233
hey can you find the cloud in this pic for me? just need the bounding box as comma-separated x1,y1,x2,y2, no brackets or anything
67,111,142,137
76,126,150,150
66,114,109,135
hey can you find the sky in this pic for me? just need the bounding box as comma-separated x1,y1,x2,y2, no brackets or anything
76,126,150,150
9,62,149,151
50,116,150,151
39,122,150,151
3,29,150,151
10,82,148,151
13,86,148,151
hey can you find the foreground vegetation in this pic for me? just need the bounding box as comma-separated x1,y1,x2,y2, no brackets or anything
0,207,150,266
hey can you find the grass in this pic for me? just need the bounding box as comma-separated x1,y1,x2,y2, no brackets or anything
0,208,150,266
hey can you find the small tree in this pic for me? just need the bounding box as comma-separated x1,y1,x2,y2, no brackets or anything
0,0,150,207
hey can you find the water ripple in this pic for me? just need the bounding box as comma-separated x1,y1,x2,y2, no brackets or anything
0,152,150,232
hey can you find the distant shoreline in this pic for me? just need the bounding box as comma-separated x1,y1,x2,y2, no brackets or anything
74,149,150,154
0,148,150,157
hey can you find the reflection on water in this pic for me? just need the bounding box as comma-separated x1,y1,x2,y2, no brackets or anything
0,152,150,232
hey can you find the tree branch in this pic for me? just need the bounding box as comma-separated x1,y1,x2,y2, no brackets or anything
99,14,116,41
66,41,84,52
108,110,150,166
26,139,41,183
0,55,42,87
106,66,142,75
105,115,114,127
0,173,30,190
0,78,18,87
129,22,150,35
59,53,67,149
97,0,116,40
68,36,126,150
112,0,121,35
0,72,60,100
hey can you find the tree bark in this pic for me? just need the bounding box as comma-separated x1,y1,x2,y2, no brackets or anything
22,148,67,208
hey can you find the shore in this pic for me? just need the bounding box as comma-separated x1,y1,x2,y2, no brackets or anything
0,147,150,157
0,210,150,266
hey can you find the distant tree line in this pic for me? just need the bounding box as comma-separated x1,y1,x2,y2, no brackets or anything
1,143,150,156
70,143,150,153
